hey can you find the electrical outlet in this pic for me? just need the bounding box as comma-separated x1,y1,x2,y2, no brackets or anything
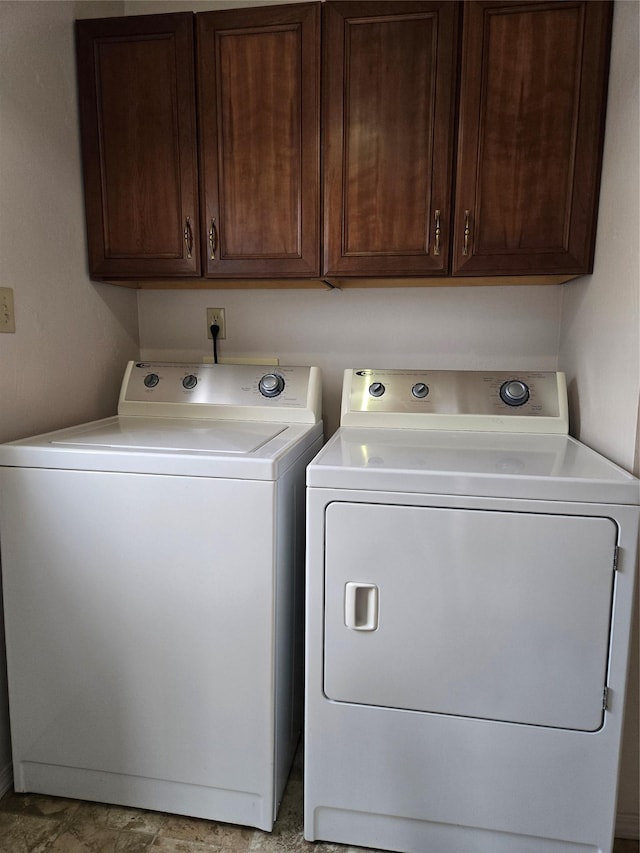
0,287,15,333
207,307,226,340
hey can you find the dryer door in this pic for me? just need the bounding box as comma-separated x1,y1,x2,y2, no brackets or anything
323,502,617,731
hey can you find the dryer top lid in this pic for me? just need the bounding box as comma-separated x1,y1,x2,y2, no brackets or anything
307,428,639,505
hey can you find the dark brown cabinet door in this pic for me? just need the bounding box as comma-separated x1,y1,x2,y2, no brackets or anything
452,0,612,276
322,2,459,277
197,3,320,278
76,14,200,278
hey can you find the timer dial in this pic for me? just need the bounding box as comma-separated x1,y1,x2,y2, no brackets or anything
500,380,530,407
259,373,285,398
182,374,198,390
368,382,386,398
143,373,159,388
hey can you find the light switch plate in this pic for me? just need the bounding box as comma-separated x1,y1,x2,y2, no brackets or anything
0,287,15,333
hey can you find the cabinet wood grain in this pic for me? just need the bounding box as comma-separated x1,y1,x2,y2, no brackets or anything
453,0,613,275
323,1,459,277
75,1,612,287
197,3,320,278
76,14,200,278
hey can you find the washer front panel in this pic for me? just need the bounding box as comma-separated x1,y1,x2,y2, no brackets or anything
1,469,276,788
323,501,616,731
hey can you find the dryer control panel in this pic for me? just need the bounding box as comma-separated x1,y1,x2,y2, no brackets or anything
118,362,322,424
341,369,568,433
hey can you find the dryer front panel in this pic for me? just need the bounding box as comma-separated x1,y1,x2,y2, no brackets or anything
323,502,617,731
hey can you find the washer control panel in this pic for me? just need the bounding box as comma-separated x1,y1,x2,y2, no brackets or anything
342,369,568,433
118,362,322,424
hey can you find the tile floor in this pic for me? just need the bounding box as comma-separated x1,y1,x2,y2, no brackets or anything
0,753,637,853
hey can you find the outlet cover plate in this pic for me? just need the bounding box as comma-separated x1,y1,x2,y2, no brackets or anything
207,307,226,339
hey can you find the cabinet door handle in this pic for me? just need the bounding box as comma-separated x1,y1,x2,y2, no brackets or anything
463,209,471,256
209,218,218,260
433,209,441,256
183,216,193,259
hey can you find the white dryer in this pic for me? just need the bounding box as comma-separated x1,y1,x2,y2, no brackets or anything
304,368,639,853
0,361,323,831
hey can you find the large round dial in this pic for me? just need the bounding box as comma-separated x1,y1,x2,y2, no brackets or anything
368,382,386,398
182,374,198,390
259,373,285,398
143,373,159,388
499,379,530,407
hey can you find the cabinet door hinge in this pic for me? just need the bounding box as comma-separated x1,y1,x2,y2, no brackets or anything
612,545,619,572
603,686,610,711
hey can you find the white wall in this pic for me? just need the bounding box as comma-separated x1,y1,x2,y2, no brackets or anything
139,285,562,436
559,0,640,836
0,0,139,792
0,1,139,446
560,1,639,472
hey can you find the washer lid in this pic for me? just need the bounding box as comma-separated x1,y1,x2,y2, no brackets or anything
51,417,287,454
307,428,640,504
1,416,323,480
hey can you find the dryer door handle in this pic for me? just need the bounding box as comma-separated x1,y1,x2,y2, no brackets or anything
345,583,379,631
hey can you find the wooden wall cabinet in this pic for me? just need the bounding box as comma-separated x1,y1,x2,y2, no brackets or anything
197,4,320,278
452,0,613,276
76,14,200,278
76,0,612,287
77,5,319,282
322,1,459,277
324,0,612,280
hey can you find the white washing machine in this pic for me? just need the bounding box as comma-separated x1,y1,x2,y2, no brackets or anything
0,361,323,831
304,368,639,853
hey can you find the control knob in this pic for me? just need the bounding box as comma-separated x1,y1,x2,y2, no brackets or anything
182,374,198,390
412,382,429,399
143,373,159,388
368,382,386,398
499,379,530,407
259,373,285,398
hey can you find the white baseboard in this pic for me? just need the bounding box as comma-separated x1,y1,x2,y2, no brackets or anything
0,762,13,799
0,757,635,841
616,811,640,840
